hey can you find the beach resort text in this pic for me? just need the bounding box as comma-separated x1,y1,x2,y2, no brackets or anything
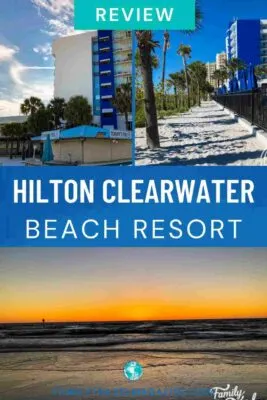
12,178,255,242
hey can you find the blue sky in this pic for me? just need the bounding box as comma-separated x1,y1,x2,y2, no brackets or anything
0,0,266,116
153,0,267,82
0,0,74,116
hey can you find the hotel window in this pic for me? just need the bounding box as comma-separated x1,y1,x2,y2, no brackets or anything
101,82,112,88
99,47,111,53
100,58,111,64
99,36,110,42
102,108,114,113
100,70,112,76
101,95,113,100
102,112,114,118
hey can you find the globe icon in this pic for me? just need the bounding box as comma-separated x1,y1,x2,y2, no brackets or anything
124,361,143,381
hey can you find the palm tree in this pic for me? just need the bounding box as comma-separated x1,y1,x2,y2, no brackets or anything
183,1,203,34
177,44,192,108
64,95,93,127
47,97,66,128
212,70,222,89
167,72,186,109
112,83,132,130
135,50,159,93
220,67,229,84
135,51,159,70
20,97,44,116
212,68,228,88
27,107,52,135
226,58,246,78
135,30,160,149
1,122,23,159
254,65,267,81
175,3,203,108
188,61,207,106
161,30,170,110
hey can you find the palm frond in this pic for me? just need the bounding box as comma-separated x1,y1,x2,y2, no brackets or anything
182,0,203,35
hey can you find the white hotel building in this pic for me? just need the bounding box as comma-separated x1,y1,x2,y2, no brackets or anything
52,30,132,130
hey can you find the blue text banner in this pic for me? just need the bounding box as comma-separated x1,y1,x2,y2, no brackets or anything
0,166,266,247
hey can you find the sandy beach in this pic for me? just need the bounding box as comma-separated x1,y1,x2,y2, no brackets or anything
0,349,267,400
1,320,267,400
135,101,266,166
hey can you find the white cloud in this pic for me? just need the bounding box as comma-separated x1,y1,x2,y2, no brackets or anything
0,68,54,116
40,29,57,37
9,61,25,85
1,0,87,116
47,18,74,36
0,25,55,116
22,81,54,104
23,66,54,70
0,44,19,62
9,61,54,92
31,0,73,17
10,62,54,85
0,75,54,116
33,42,52,60
0,99,21,116
31,0,75,37
0,55,54,117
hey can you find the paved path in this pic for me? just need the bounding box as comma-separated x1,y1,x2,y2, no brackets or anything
135,101,266,166
0,157,28,166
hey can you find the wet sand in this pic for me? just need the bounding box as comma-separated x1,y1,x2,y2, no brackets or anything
1,349,267,400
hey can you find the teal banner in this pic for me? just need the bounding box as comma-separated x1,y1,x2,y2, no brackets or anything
74,0,195,30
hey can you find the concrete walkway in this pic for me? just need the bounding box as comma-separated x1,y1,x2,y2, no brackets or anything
0,157,28,166
135,101,267,166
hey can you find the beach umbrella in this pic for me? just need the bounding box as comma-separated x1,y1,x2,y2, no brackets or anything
221,84,227,94
42,134,54,163
232,76,239,92
239,69,247,91
229,78,234,93
247,64,258,90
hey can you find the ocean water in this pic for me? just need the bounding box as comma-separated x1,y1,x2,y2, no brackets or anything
1,319,267,400
1,318,267,351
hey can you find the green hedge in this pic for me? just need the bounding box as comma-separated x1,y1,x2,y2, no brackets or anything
135,105,190,128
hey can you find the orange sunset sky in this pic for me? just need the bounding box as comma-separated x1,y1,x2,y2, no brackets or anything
0,248,267,323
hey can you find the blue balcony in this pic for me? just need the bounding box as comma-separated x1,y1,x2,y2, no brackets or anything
98,30,117,129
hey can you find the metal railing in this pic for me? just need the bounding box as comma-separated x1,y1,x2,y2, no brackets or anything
214,86,267,131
